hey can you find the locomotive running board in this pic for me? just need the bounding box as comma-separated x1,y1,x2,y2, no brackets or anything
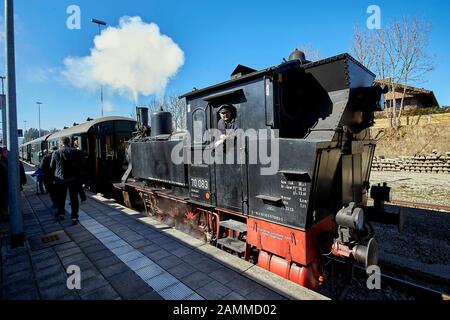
219,219,247,233
186,199,216,209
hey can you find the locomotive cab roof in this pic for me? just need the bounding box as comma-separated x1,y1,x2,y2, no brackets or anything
180,53,375,100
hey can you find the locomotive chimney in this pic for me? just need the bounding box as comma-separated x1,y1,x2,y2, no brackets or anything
136,106,149,130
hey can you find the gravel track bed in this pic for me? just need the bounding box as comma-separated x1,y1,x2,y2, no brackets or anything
370,171,450,207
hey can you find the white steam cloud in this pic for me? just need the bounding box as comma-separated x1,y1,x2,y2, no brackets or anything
62,16,184,102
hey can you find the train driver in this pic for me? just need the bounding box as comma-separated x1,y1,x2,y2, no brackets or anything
215,104,238,148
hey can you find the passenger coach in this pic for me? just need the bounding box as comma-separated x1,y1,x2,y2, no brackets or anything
20,116,136,192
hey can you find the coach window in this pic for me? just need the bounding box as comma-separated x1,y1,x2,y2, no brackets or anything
192,108,206,144
105,135,115,160
72,135,82,149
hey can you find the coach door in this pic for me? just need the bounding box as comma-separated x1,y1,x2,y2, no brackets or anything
87,134,99,179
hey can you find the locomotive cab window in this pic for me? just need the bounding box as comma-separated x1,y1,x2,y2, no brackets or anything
192,108,206,144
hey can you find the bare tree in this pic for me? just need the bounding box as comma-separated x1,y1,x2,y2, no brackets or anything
397,18,434,123
352,25,376,70
297,43,322,62
352,17,434,130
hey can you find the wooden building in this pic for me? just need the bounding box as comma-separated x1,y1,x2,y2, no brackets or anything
375,80,439,111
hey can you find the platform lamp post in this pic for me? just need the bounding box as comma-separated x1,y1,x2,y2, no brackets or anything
91,18,107,118
5,0,24,248
23,120,27,141
0,75,6,147
36,101,42,137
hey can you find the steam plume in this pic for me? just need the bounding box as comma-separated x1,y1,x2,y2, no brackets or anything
63,16,184,102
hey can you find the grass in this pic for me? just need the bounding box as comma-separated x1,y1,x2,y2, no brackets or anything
372,122,450,158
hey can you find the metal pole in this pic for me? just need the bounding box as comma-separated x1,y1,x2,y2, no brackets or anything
98,24,104,118
97,24,104,118
92,18,106,118
37,102,42,137
0,76,6,148
5,0,24,248
23,120,27,142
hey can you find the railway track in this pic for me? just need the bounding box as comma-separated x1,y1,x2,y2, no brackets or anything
359,263,449,300
389,199,450,212
376,263,450,300
326,257,450,300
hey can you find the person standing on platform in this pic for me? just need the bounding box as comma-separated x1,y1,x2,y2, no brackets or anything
19,161,26,191
41,146,58,208
0,148,8,222
32,167,45,194
72,137,87,202
0,147,26,220
50,137,81,225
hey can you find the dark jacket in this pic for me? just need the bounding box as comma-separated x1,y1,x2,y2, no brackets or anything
40,152,55,180
0,159,7,198
20,162,27,186
50,146,83,182
218,119,237,134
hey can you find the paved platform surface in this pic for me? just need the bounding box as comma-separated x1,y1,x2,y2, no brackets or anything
0,163,327,300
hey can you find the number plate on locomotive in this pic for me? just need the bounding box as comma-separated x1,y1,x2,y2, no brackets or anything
190,178,209,190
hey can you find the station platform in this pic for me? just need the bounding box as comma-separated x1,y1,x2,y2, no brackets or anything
0,163,327,300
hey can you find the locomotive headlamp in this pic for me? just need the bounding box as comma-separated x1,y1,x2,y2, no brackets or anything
336,203,365,231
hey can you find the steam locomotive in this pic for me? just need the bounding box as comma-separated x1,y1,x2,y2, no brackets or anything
118,50,402,290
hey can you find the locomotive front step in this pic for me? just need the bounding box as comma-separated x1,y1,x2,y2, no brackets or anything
216,237,246,254
219,219,247,233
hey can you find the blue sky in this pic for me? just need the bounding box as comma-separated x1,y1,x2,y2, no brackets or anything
0,0,449,131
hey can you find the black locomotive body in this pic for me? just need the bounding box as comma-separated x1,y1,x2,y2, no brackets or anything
121,51,399,290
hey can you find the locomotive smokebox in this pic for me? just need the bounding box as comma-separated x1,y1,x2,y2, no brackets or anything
151,107,173,137
136,107,149,130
